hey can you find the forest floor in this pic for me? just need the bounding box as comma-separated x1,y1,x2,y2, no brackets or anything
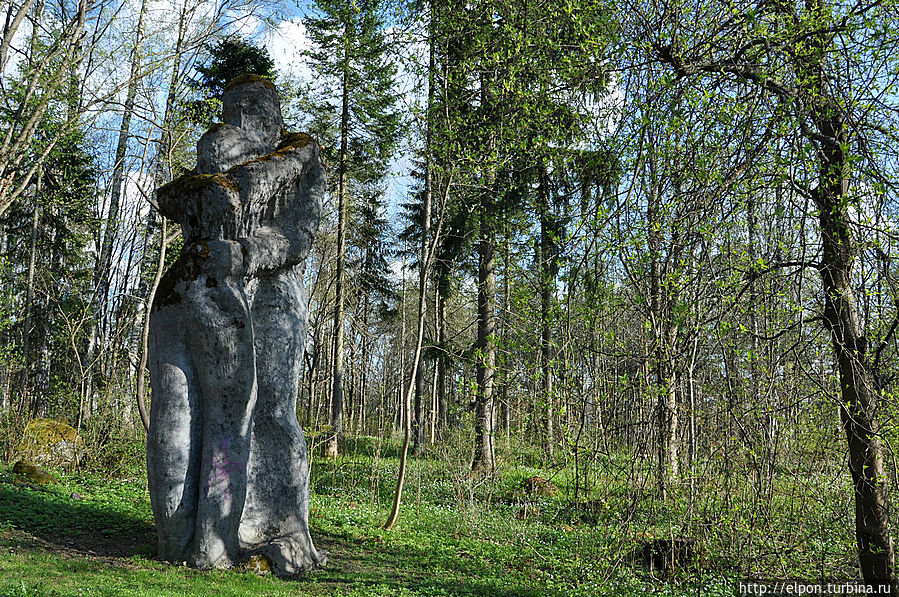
0,437,833,596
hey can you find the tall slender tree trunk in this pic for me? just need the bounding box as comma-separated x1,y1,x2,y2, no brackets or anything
95,0,147,337
815,109,896,591
384,246,431,528
430,363,438,442
19,0,46,417
326,37,351,459
157,2,187,183
656,358,678,497
306,341,318,429
472,176,496,474
687,333,698,498
412,53,434,455
346,339,355,433
436,271,448,437
647,158,677,498
538,162,554,460
360,299,370,435
747,193,769,489
19,168,41,415
384,12,439,524
501,237,511,446
109,0,151,430
134,219,166,431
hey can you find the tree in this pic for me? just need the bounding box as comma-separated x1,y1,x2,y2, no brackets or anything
304,0,401,458
433,0,611,472
640,0,899,587
2,124,98,420
186,34,277,128
0,0,87,217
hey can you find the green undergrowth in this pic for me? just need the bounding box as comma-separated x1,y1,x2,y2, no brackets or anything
0,443,858,596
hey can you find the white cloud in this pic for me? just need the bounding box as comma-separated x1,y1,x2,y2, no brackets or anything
266,19,313,83
388,258,410,285
230,11,263,38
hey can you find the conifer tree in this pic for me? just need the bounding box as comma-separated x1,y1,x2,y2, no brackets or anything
432,0,612,473
304,0,401,458
186,34,277,128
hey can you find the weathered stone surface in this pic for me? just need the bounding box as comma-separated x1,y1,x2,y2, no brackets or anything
147,77,325,575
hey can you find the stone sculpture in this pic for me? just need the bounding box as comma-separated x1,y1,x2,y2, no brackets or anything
147,75,325,576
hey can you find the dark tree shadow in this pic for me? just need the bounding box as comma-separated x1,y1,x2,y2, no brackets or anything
0,480,155,559
2,479,559,595
307,529,559,597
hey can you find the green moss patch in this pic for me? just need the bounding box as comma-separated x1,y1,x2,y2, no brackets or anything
158,173,240,197
16,419,83,467
12,460,56,485
277,132,314,150
224,74,276,92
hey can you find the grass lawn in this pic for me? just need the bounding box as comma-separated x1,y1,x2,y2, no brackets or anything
0,450,798,596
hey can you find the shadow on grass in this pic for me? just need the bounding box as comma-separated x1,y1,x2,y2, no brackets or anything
0,480,155,559
2,476,556,596
311,529,558,597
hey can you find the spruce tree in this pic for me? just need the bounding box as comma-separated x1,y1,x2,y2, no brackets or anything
186,34,278,129
427,0,613,473
304,0,401,457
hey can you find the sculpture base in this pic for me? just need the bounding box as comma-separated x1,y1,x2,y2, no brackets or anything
242,537,327,577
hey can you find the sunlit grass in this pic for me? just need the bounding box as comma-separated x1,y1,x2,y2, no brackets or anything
0,439,858,596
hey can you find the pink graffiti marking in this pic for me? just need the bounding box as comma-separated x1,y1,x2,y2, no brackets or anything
203,437,244,503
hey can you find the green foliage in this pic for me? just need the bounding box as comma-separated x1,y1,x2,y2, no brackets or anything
186,35,278,128
304,0,402,180
349,186,396,303
0,464,151,540
0,110,100,417
197,35,277,100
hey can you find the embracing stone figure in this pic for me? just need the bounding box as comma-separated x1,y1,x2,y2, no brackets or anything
147,75,325,576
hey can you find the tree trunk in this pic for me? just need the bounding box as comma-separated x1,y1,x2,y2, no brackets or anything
360,298,370,435
18,168,41,415
134,218,166,432
499,237,511,446
436,272,448,438
430,362,438,443
472,180,496,474
412,67,433,455
538,162,554,460
94,0,147,345
815,111,896,591
656,359,678,497
326,37,351,459
384,260,430,528
305,345,317,429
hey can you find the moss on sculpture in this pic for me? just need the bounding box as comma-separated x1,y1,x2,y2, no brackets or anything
243,133,316,168
277,133,314,151
225,74,276,92
159,172,241,196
